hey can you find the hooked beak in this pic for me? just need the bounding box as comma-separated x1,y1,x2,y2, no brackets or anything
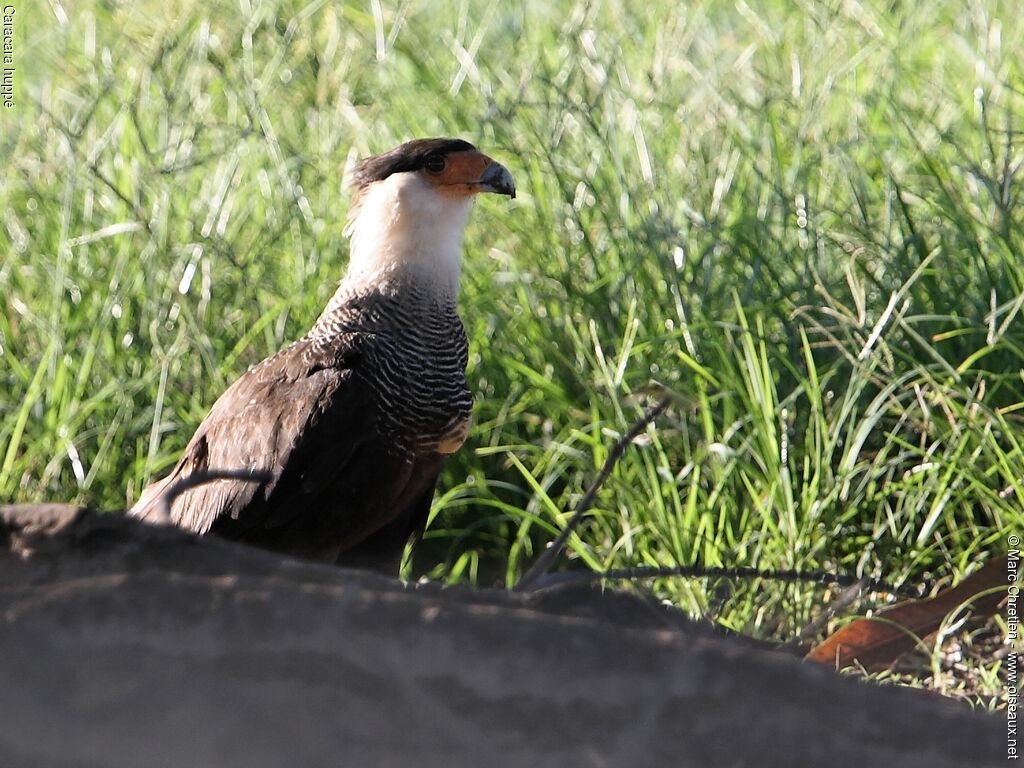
478,160,516,199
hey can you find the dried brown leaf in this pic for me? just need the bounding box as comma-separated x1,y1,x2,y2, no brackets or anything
805,556,1007,672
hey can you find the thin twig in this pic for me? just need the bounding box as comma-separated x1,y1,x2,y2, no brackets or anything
525,565,913,598
515,395,672,591
792,576,873,648
159,468,272,519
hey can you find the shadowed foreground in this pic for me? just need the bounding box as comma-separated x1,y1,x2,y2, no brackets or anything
0,505,1001,768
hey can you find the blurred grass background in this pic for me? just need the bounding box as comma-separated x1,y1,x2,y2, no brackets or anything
2,0,1022,698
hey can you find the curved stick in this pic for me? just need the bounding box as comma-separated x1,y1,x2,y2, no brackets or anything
516,396,672,591
159,469,273,520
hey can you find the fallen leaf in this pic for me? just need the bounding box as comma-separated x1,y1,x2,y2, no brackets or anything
805,556,1007,672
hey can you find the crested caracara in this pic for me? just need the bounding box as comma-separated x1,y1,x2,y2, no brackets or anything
130,138,515,574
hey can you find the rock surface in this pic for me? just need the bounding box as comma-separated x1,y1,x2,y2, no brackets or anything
0,504,1002,768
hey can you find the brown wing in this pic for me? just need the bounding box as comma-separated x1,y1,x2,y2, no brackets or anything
131,334,377,540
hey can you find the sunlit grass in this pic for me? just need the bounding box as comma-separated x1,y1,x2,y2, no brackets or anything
2,0,1022,699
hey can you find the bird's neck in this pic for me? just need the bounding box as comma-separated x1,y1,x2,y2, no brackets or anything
310,178,474,338
341,175,474,299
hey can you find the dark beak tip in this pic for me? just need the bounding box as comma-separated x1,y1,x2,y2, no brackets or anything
480,161,515,199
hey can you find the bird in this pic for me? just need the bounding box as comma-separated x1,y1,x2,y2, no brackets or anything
130,138,515,574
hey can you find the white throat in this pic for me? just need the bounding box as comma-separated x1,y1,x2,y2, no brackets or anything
343,173,474,298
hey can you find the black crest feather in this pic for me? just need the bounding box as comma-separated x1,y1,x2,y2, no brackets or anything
352,138,477,188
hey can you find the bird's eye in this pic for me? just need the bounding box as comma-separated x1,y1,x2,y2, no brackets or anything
424,155,446,174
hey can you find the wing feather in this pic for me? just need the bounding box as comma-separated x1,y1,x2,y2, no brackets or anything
131,334,371,535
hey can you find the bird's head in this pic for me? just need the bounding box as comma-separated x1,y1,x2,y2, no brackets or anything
343,138,515,295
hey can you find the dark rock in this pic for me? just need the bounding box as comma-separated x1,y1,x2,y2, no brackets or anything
0,504,1002,768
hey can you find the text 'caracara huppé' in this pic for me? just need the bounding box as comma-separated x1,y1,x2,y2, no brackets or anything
130,139,515,574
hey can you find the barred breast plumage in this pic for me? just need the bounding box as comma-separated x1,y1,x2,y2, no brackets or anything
307,280,473,457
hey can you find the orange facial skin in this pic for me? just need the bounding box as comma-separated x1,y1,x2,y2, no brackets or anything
429,150,497,196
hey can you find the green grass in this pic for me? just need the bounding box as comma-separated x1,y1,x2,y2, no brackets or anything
2,0,1022,699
